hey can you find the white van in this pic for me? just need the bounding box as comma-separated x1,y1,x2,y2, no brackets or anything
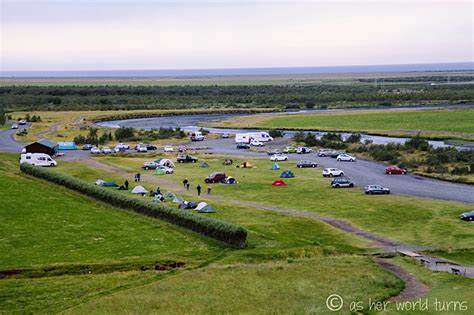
235,133,251,143
190,131,204,141
20,153,57,167
235,132,273,143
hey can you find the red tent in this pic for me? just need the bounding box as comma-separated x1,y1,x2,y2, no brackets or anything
272,179,286,187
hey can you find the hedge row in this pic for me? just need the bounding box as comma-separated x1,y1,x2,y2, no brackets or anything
20,163,247,247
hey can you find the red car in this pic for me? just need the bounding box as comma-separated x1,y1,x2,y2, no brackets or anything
205,172,226,183
385,166,407,175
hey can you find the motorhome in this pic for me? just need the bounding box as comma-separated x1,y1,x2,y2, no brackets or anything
20,153,57,167
235,132,273,143
190,131,204,141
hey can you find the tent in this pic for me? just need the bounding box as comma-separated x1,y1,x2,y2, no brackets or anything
95,179,118,187
154,168,166,175
200,162,209,168
272,179,286,187
58,142,77,150
131,185,147,194
95,179,105,186
237,161,253,168
159,158,175,168
179,201,197,209
222,177,237,184
172,195,185,204
163,191,176,201
195,202,216,213
271,163,280,170
280,170,295,178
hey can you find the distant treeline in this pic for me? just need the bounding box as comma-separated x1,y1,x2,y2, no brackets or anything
358,75,474,83
1,84,473,111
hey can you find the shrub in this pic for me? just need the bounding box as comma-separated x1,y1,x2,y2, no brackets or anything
451,166,470,175
345,133,361,143
321,132,343,142
268,129,284,138
115,127,135,141
20,163,247,248
293,131,306,143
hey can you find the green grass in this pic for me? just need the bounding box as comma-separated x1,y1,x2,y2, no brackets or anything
0,154,222,269
93,154,474,255
255,108,474,140
66,256,403,314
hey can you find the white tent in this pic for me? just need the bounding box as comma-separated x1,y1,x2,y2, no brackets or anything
159,158,175,168
195,202,216,213
131,185,147,194
95,179,105,186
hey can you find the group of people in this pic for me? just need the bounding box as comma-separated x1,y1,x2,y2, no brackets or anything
182,178,212,196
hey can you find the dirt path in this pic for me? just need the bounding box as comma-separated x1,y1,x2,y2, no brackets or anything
376,258,431,302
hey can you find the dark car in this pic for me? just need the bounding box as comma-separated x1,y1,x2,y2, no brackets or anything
297,160,318,168
177,154,198,163
267,149,281,156
236,142,250,149
365,185,390,194
331,177,354,188
330,151,345,158
82,144,93,150
205,172,226,183
145,144,157,150
460,210,474,221
385,166,407,175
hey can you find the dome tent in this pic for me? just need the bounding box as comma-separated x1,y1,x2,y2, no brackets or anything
272,179,286,187
154,168,166,175
222,177,237,184
195,202,216,213
271,163,280,170
280,170,295,178
201,162,209,168
237,161,253,168
131,185,147,194
159,158,175,168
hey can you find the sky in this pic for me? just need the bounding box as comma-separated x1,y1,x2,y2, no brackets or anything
0,0,472,71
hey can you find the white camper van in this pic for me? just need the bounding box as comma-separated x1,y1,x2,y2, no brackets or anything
235,132,273,143
20,153,57,167
190,131,204,141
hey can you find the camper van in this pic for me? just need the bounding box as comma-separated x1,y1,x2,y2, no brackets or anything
190,131,204,141
235,132,273,143
20,153,57,167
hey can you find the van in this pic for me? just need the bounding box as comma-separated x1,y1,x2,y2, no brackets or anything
20,153,57,167
190,131,204,141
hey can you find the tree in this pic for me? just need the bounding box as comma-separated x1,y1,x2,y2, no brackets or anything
0,109,5,125
115,127,135,141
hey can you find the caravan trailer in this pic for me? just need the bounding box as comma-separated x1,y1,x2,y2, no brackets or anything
235,132,273,143
20,153,57,167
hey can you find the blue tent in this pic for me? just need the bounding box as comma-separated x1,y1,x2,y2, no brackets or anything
58,142,77,150
280,170,295,178
271,163,280,170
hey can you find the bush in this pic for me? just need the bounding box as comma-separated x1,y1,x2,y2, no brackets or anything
451,166,470,175
115,127,135,141
268,129,284,138
321,132,342,142
404,135,430,151
20,163,247,248
293,131,306,143
345,133,361,143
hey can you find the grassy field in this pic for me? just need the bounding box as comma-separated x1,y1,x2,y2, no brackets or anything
90,154,474,253
210,108,474,141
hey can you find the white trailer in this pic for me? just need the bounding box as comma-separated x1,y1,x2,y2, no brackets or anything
235,132,273,143
20,153,57,167
235,133,252,143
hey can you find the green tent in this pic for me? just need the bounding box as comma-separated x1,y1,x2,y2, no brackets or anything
154,168,166,175
280,170,295,178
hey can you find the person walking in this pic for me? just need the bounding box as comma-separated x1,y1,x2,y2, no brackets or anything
196,184,201,196
183,178,189,188
207,186,212,194
136,173,141,182
124,180,129,190
186,182,190,191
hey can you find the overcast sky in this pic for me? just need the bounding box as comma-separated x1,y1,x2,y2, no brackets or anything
1,0,472,71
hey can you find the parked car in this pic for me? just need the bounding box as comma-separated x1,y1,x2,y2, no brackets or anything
283,146,297,154
331,177,354,188
267,149,281,156
164,145,174,152
337,154,356,162
90,147,101,154
236,142,250,149
145,144,157,150
114,145,127,153
205,172,226,183
116,143,129,150
296,147,312,154
317,148,336,157
18,120,27,125
11,124,19,129
385,166,407,175
250,140,264,147
460,210,474,221
136,145,148,152
322,168,344,177
177,154,198,163
330,151,345,158
222,133,230,138
82,144,93,150
142,162,159,170
297,160,318,168
365,185,390,194
157,165,174,174
102,147,112,154
270,154,288,161
178,146,187,152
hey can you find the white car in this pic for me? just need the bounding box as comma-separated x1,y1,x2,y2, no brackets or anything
90,147,101,154
164,145,174,152
158,165,174,174
337,154,356,162
250,140,264,147
114,143,129,152
137,146,148,153
11,124,19,129
18,120,27,125
270,154,288,161
322,168,344,177
102,147,112,154
296,147,312,154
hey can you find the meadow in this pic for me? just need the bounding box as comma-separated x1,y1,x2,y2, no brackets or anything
210,108,474,141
